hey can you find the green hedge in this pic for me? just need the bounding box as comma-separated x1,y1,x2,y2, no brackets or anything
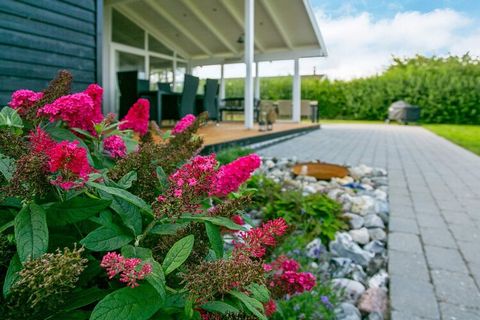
225,54,480,124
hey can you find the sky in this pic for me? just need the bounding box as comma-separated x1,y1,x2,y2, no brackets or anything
194,0,480,80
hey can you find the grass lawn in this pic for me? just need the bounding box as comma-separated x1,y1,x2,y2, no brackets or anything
318,119,386,125
423,124,480,156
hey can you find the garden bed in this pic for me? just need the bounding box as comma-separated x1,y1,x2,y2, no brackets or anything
246,157,390,320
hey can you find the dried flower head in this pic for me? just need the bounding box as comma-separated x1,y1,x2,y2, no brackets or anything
7,246,87,316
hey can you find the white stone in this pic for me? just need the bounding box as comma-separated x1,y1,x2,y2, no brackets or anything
349,228,370,245
332,278,366,304
351,196,376,216
368,269,389,289
364,214,385,229
368,228,387,241
344,213,365,229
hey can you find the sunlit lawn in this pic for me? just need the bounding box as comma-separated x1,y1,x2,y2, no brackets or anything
423,124,480,156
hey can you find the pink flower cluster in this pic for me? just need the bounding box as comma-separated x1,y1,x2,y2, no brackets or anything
119,98,150,136
28,128,93,190
213,154,261,197
170,154,217,198
264,299,277,317
103,135,127,159
172,114,196,135
100,252,152,288
8,89,44,115
37,84,104,134
46,140,93,190
234,218,288,258
265,256,316,295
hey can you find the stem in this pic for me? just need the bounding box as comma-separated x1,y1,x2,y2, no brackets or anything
135,218,158,246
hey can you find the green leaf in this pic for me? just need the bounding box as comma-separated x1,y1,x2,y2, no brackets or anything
149,223,187,235
90,284,161,320
46,198,111,226
0,107,23,128
201,301,240,314
109,195,142,236
80,226,133,252
14,203,48,262
0,153,15,181
121,245,152,259
246,284,270,303
87,182,153,216
117,172,137,189
230,291,266,320
162,235,194,275
144,259,166,302
181,215,246,231
48,310,90,320
61,287,108,313
205,222,223,259
3,254,21,297
0,220,14,233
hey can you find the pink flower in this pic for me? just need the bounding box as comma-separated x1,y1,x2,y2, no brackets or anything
234,218,288,258
119,98,150,135
8,89,44,116
100,252,152,288
37,90,103,135
281,259,300,272
264,299,277,317
231,215,244,226
84,84,104,124
212,154,261,197
28,127,56,154
103,135,127,159
172,114,196,135
46,141,92,190
267,256,316,295
263,264,273,272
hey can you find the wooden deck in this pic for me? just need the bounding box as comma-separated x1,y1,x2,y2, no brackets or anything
197,121,320,152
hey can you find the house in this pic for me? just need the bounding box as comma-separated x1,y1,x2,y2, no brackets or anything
0,0,326,128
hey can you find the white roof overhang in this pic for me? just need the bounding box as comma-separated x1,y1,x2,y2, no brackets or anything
107,0,327,66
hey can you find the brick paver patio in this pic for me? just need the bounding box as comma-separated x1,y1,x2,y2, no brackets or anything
259,124,480,319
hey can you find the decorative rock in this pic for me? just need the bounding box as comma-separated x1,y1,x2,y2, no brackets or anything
368,269,389,289
357,288,388,316
330,233,374,266
349,228,370,245
364,240,385,254
332,278,366,304
306,238,326,259
265,160,275,169
349,164,373,179
368,228,387,241
350,196,376,216
344,213,365,229
368,312,384,320
303,185,317,194
364,215,385,229
335,303,362,320
331,257,355,278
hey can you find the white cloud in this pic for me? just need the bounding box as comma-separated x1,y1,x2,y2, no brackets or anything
315,8,480,79
194,8,480,80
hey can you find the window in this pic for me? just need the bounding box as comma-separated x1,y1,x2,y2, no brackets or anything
149,56,173,89
112,9,145,49
148,35,173,56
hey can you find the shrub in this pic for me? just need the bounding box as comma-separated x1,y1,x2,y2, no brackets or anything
0,71,316,320
216,146,254,165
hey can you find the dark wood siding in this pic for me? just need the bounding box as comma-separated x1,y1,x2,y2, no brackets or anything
0,0,101,105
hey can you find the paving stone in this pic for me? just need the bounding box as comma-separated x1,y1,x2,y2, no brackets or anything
416,215,448,229
439,302,480,320
420,227,457,249
390,205,415,218
389,232,422,253
391,311,436,320
442,210,474,225
449,224,480,242
431,270,480,308
390,275,440,319
389,216,419,234
458,241,480,265
388,249,430,281
424,245,469,273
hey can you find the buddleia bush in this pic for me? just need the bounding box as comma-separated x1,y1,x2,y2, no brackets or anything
0,71,317,320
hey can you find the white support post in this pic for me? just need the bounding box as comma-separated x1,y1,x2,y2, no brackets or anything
244,0,254,129
254,62,260,100
292,58,301,123
219,64,225,100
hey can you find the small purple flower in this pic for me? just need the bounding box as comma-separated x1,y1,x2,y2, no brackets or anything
321,295,333,309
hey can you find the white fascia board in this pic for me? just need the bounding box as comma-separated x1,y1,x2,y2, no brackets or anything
303,0,328,57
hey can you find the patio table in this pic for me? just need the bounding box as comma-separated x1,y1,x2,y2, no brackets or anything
219,97,260,121
139,91,204,123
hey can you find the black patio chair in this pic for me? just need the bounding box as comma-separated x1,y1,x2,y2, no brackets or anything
178,74,199,117
157,82,172,93
203,78,219,121
117,71,150,119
